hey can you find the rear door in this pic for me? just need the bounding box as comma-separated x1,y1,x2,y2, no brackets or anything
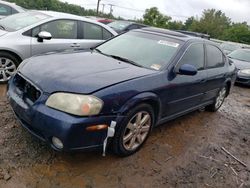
164,43,207,116
31,19,81,56
78,21,114,49
203,44,227,102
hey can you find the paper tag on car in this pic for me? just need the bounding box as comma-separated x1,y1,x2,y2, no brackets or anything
151,64,161,70
158,40,179,48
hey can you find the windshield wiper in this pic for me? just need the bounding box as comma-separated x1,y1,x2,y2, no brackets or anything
0,25,5,30
109,55,143,68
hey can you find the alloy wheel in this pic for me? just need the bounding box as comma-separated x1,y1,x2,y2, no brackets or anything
0,57,17,82
123,111,152,151
215,87,226,109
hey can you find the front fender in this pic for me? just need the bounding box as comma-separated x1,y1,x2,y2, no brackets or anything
118,92,162,122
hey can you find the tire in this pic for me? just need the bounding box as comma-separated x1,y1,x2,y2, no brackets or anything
206,86,227,112
0,52,20,84
112,103,155,157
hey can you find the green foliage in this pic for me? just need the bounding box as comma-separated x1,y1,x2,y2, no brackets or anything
167,21,184,30
143,7,171,28
222,23,250,44
6,0,113,18
190,9,231,38
184,16,195,31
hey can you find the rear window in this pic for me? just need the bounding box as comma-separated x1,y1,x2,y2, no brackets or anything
0,11,50,32
0,3,11,16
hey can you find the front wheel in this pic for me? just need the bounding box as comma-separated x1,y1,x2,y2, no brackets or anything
0,52,20,83
206,86,227,112
112,104,154,157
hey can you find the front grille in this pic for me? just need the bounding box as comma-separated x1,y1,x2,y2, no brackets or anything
13,74,41,103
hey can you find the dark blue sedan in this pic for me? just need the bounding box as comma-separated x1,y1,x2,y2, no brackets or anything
7,28,237,156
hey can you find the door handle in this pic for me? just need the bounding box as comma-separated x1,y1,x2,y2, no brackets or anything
70,43,80,48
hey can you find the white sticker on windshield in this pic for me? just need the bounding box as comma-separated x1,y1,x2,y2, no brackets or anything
151,64,162,70
158,40,179,48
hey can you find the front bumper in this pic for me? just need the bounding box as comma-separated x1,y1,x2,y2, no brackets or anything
235,75,250,86
7,79,122,152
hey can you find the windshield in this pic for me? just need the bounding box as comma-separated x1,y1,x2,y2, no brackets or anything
228,49,250,62
0,11,50,31
96,32,181,70
108,21,132,31
220,43,240,51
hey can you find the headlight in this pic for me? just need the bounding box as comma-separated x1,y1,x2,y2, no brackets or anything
239,69,250,76
46,93,103,116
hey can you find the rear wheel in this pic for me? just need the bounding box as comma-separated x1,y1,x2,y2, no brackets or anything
112,104,154,157
0,52,20,83
206,86,227,112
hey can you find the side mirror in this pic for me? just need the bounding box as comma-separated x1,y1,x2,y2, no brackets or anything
177,64,198,76
37,31,52,42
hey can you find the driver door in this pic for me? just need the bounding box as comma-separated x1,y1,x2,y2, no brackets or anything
163,43,207,117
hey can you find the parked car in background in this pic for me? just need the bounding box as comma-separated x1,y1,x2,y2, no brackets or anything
86,16,113,25
220,42,242,55
8,27,236,156
228,49,250,86
0,0,25,19
107,20,147,33
0,10,117,83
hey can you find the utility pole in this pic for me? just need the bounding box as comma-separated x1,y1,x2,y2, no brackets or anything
96,0,101,15
108,4,114,15
101,4,105,14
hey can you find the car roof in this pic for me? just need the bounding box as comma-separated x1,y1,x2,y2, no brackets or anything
24,10,118,35
38,10,91,20
138,27,196,41
0,0,25,12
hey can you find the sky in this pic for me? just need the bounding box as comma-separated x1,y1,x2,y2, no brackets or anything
61,0,250,24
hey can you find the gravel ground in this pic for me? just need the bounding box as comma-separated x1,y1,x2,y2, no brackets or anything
0,84,249,188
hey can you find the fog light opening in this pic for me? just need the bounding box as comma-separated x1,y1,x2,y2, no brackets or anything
52,137,64,149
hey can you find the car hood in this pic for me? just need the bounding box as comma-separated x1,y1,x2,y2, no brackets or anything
0,29,7,37
19,51,156,94
230,58,250,70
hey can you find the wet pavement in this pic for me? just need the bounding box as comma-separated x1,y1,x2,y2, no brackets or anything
0,84,249,188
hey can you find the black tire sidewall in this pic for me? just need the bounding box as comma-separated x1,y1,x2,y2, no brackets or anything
113,103,155,157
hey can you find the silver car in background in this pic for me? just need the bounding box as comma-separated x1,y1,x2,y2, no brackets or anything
0,0,25,19
0,10,117,83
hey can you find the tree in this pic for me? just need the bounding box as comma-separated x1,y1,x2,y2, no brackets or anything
143,7,171,28
190,9,231,38
222,23,250,44
168,21,184,30
184,16,195,30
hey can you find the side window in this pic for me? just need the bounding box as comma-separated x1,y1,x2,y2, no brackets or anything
177,43,205,71
206,45,225,69
103,29,112,40
11,8,18,14
40,20,77,39
32,27,40,37
83,22,102,40
128,24,138,30
0,3,11,16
